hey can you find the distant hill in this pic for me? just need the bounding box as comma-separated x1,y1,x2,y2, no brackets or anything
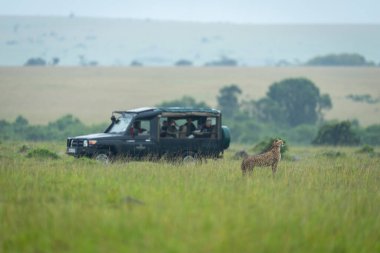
1,16,380,66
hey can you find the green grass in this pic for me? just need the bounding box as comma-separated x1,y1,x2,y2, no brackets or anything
1,142,380,253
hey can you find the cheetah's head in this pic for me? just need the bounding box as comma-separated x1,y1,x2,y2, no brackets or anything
272,139,284,148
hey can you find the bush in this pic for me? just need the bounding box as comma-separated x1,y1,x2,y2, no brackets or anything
27,148,59,160
313,121,360,146
285,124,318,145
18,145,31,153
0,115,107,142
251,137,288,155
320,151,346,158
356,145,375,154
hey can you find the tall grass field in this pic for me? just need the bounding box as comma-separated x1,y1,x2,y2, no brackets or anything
1,142,379,253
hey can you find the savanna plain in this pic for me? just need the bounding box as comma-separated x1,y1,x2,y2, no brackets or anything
1,67,380,125
1,142,379,253
1,67,380,252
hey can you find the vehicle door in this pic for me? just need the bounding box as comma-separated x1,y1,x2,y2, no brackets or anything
128,117,159,158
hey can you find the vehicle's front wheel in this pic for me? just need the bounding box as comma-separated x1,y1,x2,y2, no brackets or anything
94,153,111,165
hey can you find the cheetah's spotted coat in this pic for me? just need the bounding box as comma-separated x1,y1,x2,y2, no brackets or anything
241,139,284,175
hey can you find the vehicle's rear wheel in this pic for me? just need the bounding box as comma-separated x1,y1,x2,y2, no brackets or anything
182,151,200,165
94,153,111,165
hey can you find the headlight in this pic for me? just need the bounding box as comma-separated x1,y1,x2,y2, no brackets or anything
83,140,88,147
89,140,97,145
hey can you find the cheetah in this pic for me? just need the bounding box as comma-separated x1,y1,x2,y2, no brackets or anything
241,139,284,176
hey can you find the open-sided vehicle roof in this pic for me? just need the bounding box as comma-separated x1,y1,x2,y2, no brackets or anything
113,107,221,118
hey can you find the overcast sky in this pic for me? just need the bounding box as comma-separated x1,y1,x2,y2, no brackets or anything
2,0,380,24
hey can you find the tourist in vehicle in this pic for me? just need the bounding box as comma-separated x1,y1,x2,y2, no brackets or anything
166,119,178,138
130,121,146,137
201,118,213,132
199,118,216,138
180,118,196,137
161,120,168,131
160,120,168,137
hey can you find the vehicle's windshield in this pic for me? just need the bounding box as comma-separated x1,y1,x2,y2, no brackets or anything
107,114,134,134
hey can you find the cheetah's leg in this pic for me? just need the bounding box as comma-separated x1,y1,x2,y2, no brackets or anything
241,160,254,176
242,165,254,176
272,162,278,175
248,166,254,176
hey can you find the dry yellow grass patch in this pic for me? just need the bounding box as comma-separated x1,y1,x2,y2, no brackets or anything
0,67,379,125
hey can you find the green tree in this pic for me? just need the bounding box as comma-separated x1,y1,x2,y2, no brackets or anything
24,57,46,66
175,59,193,66
157,96,210,108
14,115,29,133
318,94,333,121
15,115,28,126
361,124,380,145
254,97,287,123
205,56,238,66
306,53,375,66
48,114,83,131
217,84,242,118
264,78,331,126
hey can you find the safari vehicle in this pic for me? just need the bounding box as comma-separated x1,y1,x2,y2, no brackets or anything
66,107,230,163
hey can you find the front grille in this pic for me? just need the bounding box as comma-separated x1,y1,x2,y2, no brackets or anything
70,139,84,147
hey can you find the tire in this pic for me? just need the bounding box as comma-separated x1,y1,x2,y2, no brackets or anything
94,153,111,165
221,126,231,150
182,151,199,165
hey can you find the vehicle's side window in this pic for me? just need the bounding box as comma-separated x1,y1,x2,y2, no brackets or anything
131,119,151,138
198,117,218,139
139,120,150,136
160,117,179,138
159,116,218,139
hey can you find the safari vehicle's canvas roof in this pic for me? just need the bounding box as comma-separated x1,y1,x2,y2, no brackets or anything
158,107,220,115
114,107,221,117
